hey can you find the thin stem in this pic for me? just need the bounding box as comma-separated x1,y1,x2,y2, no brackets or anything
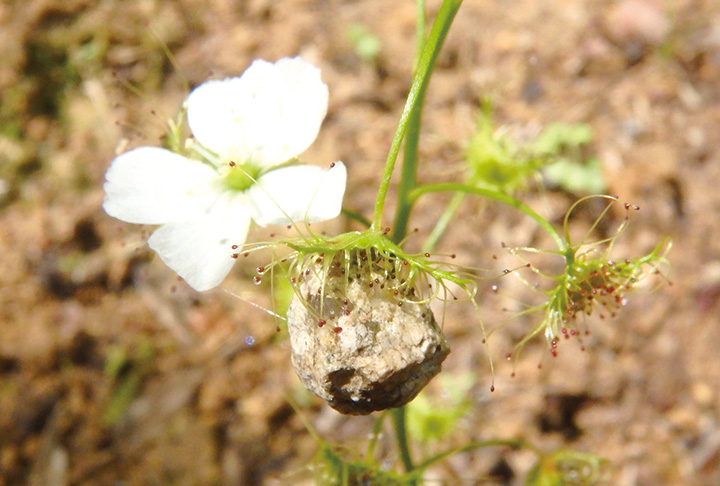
391,98,423,243
410,183,567,252
412,438,540,474
421,192,465,253
371,0,464,232
384,3,463,482
341,207,372,229
415,0,427,71
391,407,414,474
365,410,389,464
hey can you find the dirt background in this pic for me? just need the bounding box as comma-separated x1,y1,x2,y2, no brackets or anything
1,0,720,485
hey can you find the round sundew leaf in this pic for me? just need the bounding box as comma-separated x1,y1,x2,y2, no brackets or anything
103,147,220,225
147,191,252,291
248,161,347,227
186,57,328,168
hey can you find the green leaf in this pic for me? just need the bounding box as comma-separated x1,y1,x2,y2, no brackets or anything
466,105,538,193
525,450,610,486
407,373,474,443
466,109,603,194
313,446,408,486
543,157,606,194
102,340,154,426
347,23,382,63
531,123,593,157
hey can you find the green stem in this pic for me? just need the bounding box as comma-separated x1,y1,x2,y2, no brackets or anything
409,183,567,252
341,207,372,229
384,2,462,481
421,192,466,253
371,0,463,233
412,438,540,474
365,410,388,464
391,407,414,474
391,97,423,243
415,0,427,70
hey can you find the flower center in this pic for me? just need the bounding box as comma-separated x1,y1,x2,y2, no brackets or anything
222,162,261,191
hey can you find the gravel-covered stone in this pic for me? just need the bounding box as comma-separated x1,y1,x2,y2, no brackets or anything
287,261,450,415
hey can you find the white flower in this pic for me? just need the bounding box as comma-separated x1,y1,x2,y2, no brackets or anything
103,58,347,291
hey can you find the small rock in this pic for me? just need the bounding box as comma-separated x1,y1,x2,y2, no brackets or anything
287,259,449,415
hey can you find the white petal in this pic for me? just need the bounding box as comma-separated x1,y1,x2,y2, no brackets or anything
186,57,328,167
249,162,347,227
147,191,252,291
103,147,220,225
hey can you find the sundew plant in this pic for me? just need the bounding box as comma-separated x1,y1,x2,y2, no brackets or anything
103,1,670,484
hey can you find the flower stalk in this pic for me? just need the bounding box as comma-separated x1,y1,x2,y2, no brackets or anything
372,0,464,235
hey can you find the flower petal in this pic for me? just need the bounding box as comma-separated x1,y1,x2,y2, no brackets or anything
147,191,252,291
103,147,220,225
249,162,347,227
186,57,328,167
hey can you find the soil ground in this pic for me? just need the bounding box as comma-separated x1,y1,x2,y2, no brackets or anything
1,0,720,485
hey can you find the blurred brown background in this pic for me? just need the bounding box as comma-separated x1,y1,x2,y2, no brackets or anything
1,0,719,485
